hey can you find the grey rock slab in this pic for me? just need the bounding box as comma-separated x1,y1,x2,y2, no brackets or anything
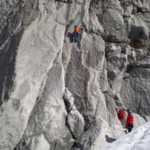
67,110,85,139
82,1,104,33
102,0,123,14
127,15,150,40
64,88,76,111
138,12,150,29
100,61,109,93
121,69,150,115
131,0,150,11
102,9,125,36
14,55,74,150
0,10,66,150
123,4,133,17
134,114,146,128
30,134,50,150
80,32,105,71
137,56,150,68
106,44,128,94
145,116,150,121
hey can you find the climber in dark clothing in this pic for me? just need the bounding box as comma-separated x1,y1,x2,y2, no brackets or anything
126,109,134,133
73,25,81,42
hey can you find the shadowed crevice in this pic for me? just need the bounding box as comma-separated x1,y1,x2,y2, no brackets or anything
105,135,116,143
0,30,23,105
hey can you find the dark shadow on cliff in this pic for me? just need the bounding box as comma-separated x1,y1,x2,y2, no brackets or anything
72,141,83,149
0,0,39,106
67,32,74,43
55,0,72,3
105,135,116,143
129,25,148,40
0,30,23,105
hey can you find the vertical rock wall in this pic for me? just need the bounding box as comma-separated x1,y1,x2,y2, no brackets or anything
0,0,150,150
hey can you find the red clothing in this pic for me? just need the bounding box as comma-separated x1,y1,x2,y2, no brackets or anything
118,109,125,119
126,113,134,125
74,26,81,33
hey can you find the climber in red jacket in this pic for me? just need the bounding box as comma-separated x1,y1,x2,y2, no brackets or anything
117,108,126,127
126,109,134,133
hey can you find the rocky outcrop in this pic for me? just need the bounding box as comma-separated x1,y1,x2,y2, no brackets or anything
0,0,150,150
64,88,85,139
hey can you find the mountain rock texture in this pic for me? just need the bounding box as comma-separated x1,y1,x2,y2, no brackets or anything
0,0,150,150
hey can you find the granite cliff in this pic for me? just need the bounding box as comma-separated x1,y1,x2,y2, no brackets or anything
0,0,150,150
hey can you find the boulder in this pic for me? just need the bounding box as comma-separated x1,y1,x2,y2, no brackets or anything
67,110,85,139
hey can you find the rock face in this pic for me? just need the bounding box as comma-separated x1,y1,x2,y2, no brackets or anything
0,0,150,150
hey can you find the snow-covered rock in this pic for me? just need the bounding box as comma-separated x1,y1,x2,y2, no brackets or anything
103,122,150,150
